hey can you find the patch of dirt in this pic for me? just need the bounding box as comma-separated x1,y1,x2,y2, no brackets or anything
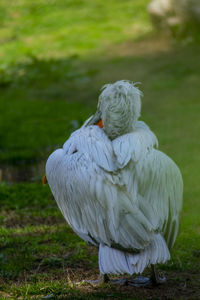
0,161,45,183
5,267,199,299
66,272,200,299
1,211,65,228
61,269,200,300
108,34,172,58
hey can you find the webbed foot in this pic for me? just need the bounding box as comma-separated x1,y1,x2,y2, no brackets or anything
85,275,128,286
127,276,151,287
110,278,128,285
84,274,110,286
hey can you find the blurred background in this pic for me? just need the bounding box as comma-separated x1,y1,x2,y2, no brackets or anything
0,0,200,298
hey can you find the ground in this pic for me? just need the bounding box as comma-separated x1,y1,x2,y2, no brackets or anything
0,0,200,299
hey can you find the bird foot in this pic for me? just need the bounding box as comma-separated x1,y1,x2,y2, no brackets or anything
83,270,166,287
84,274,110,286
110,278,128,286
127,276,151,287
127,274,166,287
84,275,128,286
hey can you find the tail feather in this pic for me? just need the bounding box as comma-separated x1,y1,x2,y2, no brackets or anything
99,233,170,275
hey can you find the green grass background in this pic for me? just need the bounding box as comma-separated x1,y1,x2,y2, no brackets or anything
0,0,200,299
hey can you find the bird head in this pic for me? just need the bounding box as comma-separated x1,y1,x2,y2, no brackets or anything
86,80,142,140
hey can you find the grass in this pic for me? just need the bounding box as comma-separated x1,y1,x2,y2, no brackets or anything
0,0,200,299
0,0,151,165
0,180,199,299
0,0,151,62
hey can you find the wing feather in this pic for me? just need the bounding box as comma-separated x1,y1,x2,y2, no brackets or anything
46,122,182,253
46,125,157,251
134,150,183,248
112,121,183,249
113,121,158,167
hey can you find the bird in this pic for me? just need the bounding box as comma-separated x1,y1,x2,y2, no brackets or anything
45,80,183,286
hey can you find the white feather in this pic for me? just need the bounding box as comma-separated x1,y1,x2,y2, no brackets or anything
46,80,183,276
99,234,170,275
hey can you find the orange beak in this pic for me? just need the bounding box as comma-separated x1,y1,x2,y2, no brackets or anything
42,175,47,185
96,119,103,128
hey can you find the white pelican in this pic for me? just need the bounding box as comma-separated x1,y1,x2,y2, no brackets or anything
46,80,183,285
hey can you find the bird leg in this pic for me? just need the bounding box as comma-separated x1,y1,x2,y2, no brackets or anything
102,273,110,283
150,264,166,285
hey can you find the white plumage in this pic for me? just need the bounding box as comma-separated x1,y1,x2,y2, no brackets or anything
46,80,183,277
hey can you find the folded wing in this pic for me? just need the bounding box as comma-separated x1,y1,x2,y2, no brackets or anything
46,125,160,252
113,121,183,249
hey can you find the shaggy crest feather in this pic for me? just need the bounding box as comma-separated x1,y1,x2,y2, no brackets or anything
99,80,143,140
